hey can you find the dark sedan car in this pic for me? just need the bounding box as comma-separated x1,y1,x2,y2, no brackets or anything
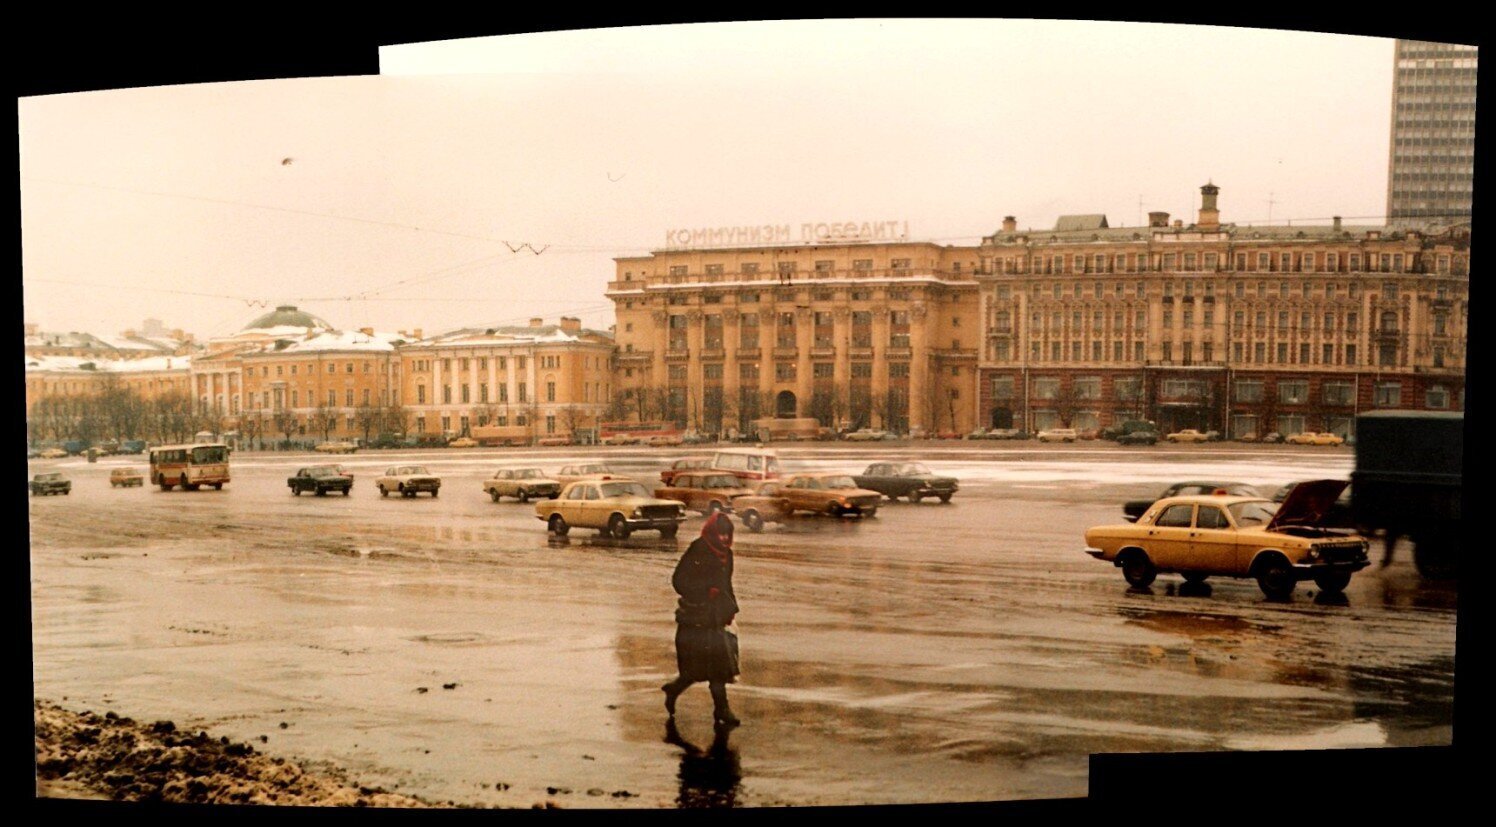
288,465,354,496
853,462,959,503
1122,480,1260,522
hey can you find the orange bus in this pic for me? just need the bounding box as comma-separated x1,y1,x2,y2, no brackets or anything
149,442,231,491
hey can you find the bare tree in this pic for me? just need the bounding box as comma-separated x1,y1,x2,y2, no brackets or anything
274,409,299,449
558,404,589,443
1052,382,1078,427
382,404,410,438
310,404,337,441
355,403,383,445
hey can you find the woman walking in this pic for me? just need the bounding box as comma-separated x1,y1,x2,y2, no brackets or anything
662,511,741,728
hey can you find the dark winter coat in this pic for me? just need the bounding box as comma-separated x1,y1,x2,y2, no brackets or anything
672,537,740,683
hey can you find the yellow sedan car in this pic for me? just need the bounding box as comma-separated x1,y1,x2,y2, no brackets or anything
1165,429,1211,443
1083,480,1369,599
536,478,687,539
1285,432,1346,446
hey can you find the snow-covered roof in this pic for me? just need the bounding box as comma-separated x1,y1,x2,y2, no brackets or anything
24,353,191,373
407,324,614,348
274,329,405,353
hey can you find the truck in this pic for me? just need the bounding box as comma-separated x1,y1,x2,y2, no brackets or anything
1350,411,1462,579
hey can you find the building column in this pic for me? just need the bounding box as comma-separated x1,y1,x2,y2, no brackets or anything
686,309,704,428
871,307,891,428
757,308,774,417
832,306,851,429
723,309,740,429
794,307,813,418
909,301,930,432
651,309,669,416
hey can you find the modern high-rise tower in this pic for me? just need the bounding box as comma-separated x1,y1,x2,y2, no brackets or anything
1386,39,1478,230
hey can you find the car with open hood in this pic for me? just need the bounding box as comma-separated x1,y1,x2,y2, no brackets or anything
852,462,959,503
1122,481,1260,522
1084,480,1369,598
536,477,686,539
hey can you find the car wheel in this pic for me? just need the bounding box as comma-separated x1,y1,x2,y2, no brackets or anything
743,510,765,533
379,485,388,497
549,514,570,536
1255,557,1297,600
398,484,406,497
315,488,327,496
488,490,501,503
213,483,223,490
160,480,174,491
342,488,350,496
863,506,878,518
1120,551,1157,587
660,524,679,540
293,488,301,496
518,490,530,503
1182,572,1209,585
938,493,953,504
1312,571,1352,593
431,489,438,498
907,491,923,504
608,514,631,540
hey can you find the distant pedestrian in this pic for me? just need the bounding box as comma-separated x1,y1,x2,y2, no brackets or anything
662,512,741,728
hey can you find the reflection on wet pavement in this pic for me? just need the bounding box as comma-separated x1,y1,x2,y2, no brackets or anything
29,446,1456,807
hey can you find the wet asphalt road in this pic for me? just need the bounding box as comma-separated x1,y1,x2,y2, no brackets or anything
28,442,1456,807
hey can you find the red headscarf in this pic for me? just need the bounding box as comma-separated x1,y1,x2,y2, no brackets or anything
700,511,734,564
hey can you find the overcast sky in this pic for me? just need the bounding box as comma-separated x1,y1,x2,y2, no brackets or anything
20,20,1414,342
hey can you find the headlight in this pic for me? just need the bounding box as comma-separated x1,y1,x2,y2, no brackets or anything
1305,548,1320,561
632,507,643,517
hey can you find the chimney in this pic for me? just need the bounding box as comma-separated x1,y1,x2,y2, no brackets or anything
1148,211,1170,228
359,327,374,336
530,318,544,328
123,329,137,338
172,329,185,340
413,328,423,340
1173,219,1183,229
1198,182,1220,229
559,317,582,333
1333,216,1342,232
1002,216,1017,233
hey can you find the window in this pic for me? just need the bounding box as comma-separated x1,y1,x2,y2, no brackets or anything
1276,343,1288,363
1279,381,1308,404
705,264,724,275
742,262,760,274
775,363,796,381
669,265,688,276
1323,381,1353,405
1426,386,1449,409
851,363,873,379
852,259,872,271
1074,376,1101,399
1323,344,1334,365
1197,507,1229,530
888,363,910,379
546,381,556,402
740,363,759,381
1232,378,1268,400
461,385,470,403
1156,504,1194,527
518,382,527,402
813,363,834,379
890,258,910,270
417,385,426,404
442,385,452,403
1033,377,1059,400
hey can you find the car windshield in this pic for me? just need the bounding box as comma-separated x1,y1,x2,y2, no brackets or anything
515,469,542,479
1228,500,1279,527
585,465,610,474
309,466,340,476
823,476,858,489
408,466,430,475
601,482,651,499
895,463,930,476
39,473,61,481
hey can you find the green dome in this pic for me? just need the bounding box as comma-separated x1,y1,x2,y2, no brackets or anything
241,305,332,332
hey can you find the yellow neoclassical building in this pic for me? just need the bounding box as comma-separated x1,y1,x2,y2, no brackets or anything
236,329,405,445
607,241,983,435
397,317,614,441
973,184,1469,437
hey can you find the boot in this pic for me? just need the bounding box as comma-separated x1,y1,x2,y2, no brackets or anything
662,679,686,716
710,684,740,728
